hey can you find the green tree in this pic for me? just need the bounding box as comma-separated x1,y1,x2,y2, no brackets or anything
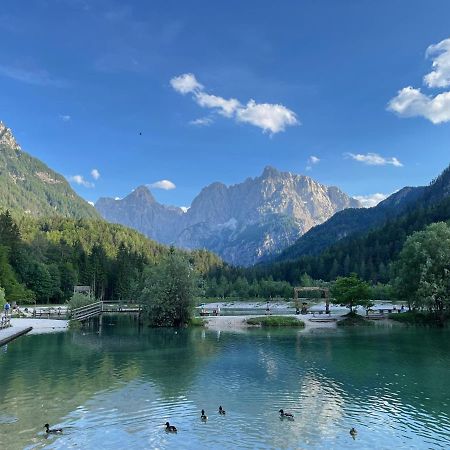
140,252,199,327
331,273,371,313
391,222,450,315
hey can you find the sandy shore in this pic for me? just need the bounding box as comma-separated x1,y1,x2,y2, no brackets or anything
10,318,68,334
204,314,343,332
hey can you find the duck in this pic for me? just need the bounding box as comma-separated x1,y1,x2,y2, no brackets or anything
279,409,294,419
218,406,226,415
201,409,208,421
165,422,177,433
350,427,357,438
44,424,63,434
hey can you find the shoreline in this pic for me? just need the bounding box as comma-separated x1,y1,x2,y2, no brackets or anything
203,313,343,332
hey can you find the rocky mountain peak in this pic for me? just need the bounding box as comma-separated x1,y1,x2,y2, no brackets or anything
261,165,280,179
129,185,156,203
96,166,362,265
0,121,21,150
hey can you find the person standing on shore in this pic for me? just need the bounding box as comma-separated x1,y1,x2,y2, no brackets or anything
4,301,10,317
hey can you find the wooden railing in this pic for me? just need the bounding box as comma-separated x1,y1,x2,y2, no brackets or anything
70,302,103,321
69,301,142,321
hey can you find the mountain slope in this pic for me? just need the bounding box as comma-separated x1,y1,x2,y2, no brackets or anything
0,122,99,219
276,185,425,261
258,163,450,283
96,166,361,265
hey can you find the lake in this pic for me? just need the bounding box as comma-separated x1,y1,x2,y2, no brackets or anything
0,316,449,449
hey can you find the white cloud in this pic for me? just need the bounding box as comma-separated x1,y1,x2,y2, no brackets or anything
88,201,94,206
388,38,450,124
195,92,241,117
170,73,203,94
180,206,189,213
147,179,176,190
114,197,121,200
305,155,320,171
91,168,100,180
171,73,299,134
68,175,94,188
388,86,450,124
424,38,450,88
236,100,298,134
345,152,403,167
189,116,213,126
59,114,71,122
354,193,388,208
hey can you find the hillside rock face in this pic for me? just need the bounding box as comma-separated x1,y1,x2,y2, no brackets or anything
96,166,361,266
0,122,100,219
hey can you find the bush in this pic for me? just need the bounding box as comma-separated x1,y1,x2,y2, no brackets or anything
389,311,450,326
246,316,304,327
67,292,95,310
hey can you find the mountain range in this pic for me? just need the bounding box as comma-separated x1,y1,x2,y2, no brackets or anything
96,166,361,266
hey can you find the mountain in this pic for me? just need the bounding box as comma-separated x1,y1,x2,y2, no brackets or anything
0,121,99,219
96,186,184,244
276,185,425,261
96,166,361,266
258,163,450,284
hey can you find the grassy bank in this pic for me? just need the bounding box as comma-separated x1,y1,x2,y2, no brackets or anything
337,312,374,327
246,316,304,327
389,311,449,326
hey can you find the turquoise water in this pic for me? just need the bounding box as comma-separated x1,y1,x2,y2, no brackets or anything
1,317,450,449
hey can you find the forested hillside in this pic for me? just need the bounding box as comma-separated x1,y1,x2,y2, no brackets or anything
0,211,222,304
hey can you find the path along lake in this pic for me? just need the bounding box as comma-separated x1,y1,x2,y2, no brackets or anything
1,316,450,449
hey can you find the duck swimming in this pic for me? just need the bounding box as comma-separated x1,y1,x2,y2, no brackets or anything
44,424,63,434
279,409,294,419
350,427,357,438
218,406,226,415
201,409,208,421
165,422,177,432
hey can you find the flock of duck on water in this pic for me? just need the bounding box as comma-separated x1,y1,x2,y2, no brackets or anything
44,407,358,439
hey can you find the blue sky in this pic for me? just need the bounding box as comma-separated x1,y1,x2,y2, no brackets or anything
1,0,450,208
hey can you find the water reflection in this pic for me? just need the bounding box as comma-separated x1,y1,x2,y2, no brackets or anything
0,317,449,449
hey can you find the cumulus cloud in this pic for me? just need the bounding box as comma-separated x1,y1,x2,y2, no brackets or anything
424,38,450,88
180,206,189,213
354,193,388,208
91,168,100,180
147,179,176,190
59,114,71,122
68,175,94,188
170,73,203,94
196,92,241,117
189,116,213,126
388,37,450,124
388,86,450,124
170,73,299,134
345,152,403,167
88,201,95,206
